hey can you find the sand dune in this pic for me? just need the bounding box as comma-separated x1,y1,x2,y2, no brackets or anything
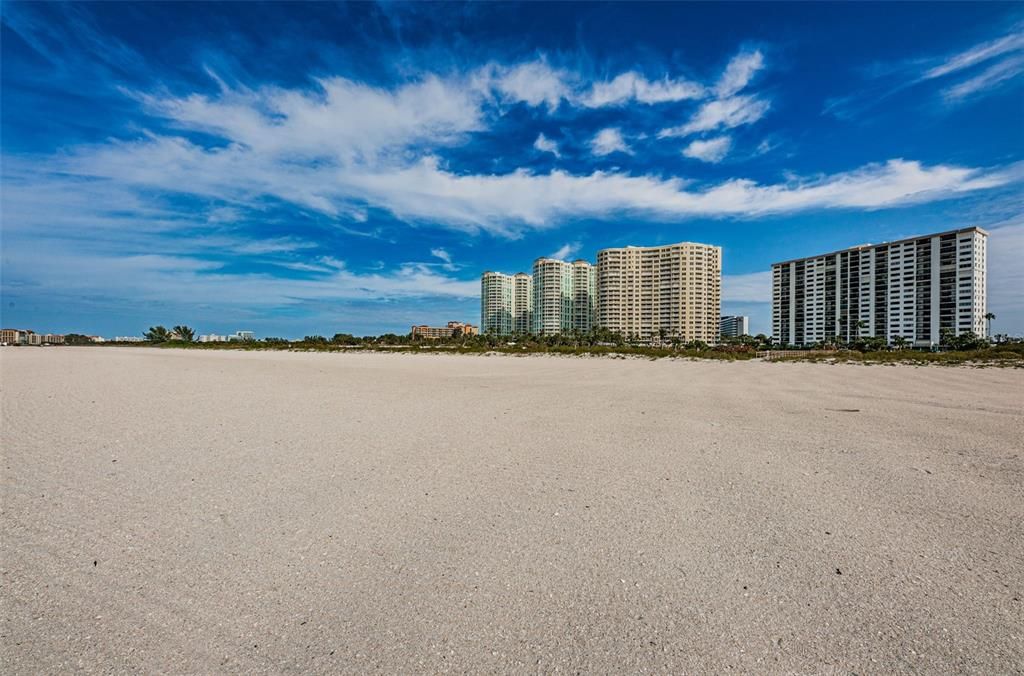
2,347,1022,673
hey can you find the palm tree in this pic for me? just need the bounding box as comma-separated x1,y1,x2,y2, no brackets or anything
171,325,195,342
144,326,170,342
893,335,909,350
985,312,996,338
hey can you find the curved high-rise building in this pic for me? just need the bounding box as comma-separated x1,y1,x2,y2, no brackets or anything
531,258,595,335
596,242,721,343
481,271,533,335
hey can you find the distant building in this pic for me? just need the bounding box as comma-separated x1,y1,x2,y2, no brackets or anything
42,334,65,344
771,226,988,347
198,334,228,343
411,321,479,340
230,331,255,341
113,336,144,343
719,315,749,338
26,333,43,346
1,329,27,345
89,336,106,343
597,242,722,343
481,271,533,336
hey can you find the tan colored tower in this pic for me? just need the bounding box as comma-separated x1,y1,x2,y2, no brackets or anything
597,242,722,343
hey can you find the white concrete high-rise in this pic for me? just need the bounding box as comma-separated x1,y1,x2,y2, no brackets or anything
532,258,596,335
481,271,533,335
771,226,988,347
513,273,533,334
596,242,722,343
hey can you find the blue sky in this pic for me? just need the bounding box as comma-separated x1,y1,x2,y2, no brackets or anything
2,2,1022,338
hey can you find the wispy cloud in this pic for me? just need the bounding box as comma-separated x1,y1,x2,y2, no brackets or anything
682,136,732,163
923,30,1024,80
715,49,765,97
590,127,631,156
339,157,1018,233
547,242,581,260
430,247,458,271
23,131,1019,237
490,60,571,112
581,71,704,107
659,95,770,137
533,132,561,157
826,26,1024,117
941,54,1024,102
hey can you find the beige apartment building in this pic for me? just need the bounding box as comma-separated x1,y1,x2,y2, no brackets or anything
596,242,722,343
1,329,26,345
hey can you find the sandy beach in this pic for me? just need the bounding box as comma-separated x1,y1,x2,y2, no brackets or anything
1,347,1022,673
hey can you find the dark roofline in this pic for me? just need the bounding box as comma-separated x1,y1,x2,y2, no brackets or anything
770,226,988,267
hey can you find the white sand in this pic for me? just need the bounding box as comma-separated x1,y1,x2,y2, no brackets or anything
2,347,1022,673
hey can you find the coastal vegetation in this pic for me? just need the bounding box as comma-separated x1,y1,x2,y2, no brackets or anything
94,325,1024,366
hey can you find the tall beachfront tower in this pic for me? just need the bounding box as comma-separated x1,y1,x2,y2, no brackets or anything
572,260,597,334
596,242,722,343
771,226,988,347
531,258,596,335
481,271,533,335
513,273,533,334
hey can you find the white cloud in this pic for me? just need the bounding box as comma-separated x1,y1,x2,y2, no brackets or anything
682,136,732,163
715,50,765,97
430,247,457,271
941,55,1024,102
341,157,1016,232
722,271,771,302
533,133,561,157
31,131,1019,236
491,60,570,111
659,95,770,137
233,237,320,255
590,127,631,156
755,138,779,156
547,242,581,260
581,71,704,107
140,74,485,166
924,31,1024,80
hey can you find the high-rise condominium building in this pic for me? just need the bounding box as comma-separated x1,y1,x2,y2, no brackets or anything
771,226,987,347
513,273,533,334
720,315,749,338
481,271,533,335
596,242,722,343
532,258,595,335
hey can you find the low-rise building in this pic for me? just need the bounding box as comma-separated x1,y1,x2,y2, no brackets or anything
411,321,479,340
113,336,144,343
229,331,255,341
43,334,65,344
1,329,27,345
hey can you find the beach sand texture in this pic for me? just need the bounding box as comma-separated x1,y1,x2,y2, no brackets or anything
2,347,1022,673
